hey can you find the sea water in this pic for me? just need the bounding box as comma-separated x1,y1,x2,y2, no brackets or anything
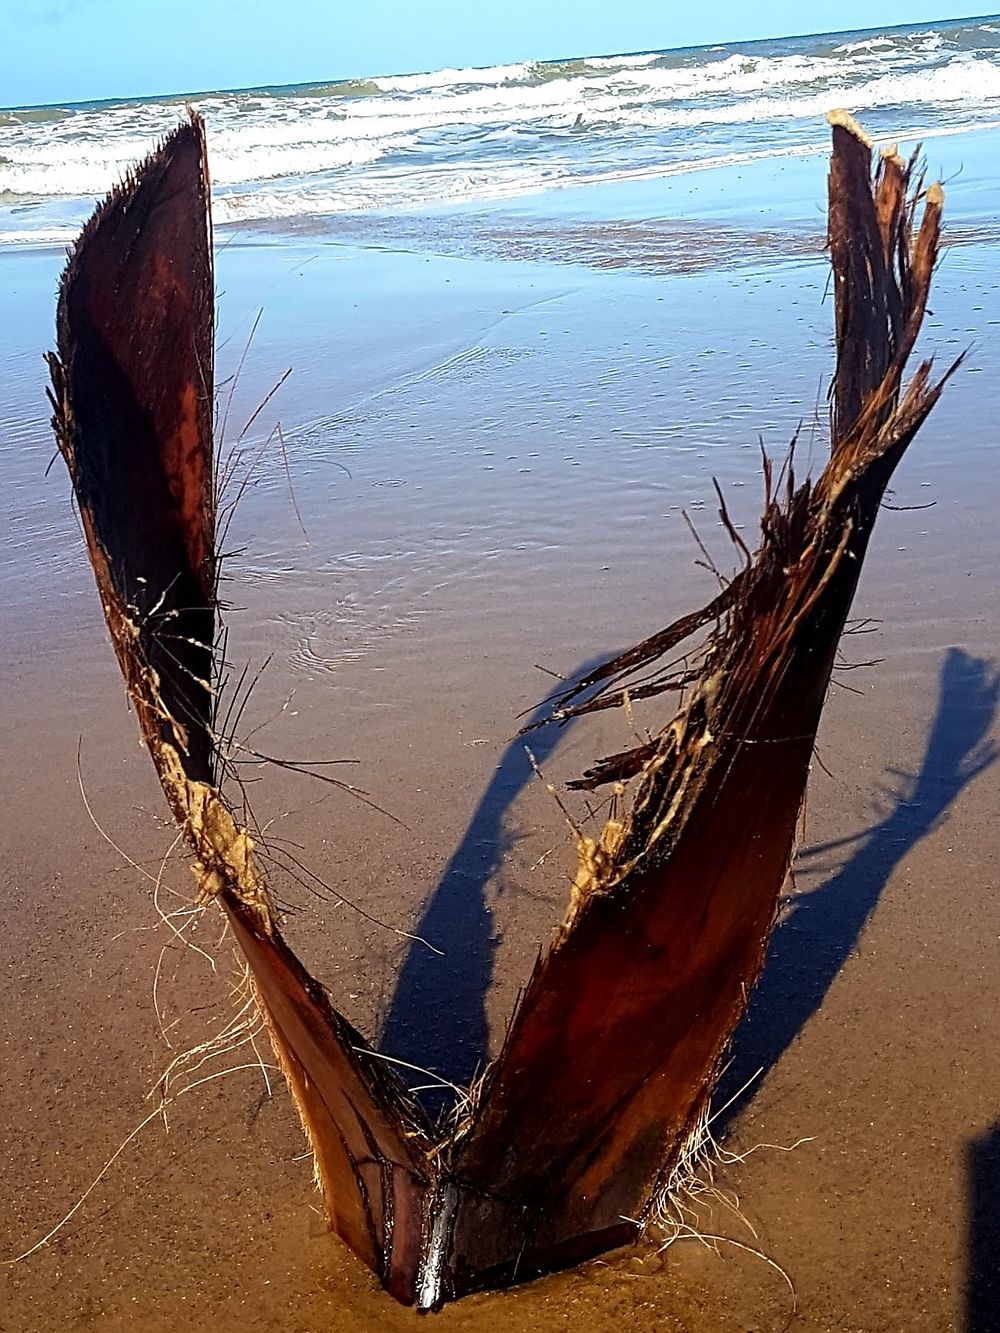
1,14,999,247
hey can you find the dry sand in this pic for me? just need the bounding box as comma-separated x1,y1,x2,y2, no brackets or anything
0,201,998,1332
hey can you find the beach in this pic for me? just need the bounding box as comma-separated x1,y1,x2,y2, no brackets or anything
1,82,1000,1333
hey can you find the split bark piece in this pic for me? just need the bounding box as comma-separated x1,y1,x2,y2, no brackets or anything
48,115,435,1303
437,112,956,1295
49,109,955,1309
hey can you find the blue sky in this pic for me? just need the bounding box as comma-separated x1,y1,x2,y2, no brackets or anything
3,2,994,107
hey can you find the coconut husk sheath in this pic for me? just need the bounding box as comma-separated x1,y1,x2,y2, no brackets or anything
49,110,955,1308
47,115,433,1304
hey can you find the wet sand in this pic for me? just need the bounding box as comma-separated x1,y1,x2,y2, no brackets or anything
1,156,999,1331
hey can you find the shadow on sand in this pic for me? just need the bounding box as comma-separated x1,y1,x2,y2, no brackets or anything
379,659,604,1114
717,647,998,1124
968,1119,1000,1332
380,647,997,1144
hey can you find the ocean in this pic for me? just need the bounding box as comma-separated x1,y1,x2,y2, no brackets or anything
1,13,999,248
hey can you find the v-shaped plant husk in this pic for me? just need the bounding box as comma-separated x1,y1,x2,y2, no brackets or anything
49,109,956,1309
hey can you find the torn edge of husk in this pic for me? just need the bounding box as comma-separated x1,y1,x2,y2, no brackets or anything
431,109,958,1300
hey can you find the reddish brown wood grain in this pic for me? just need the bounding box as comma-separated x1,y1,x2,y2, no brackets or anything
48,115,433,1304
50,110,955,1310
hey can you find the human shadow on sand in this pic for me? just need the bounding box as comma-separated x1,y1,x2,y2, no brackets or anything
379,659,604,1116
716,647,999,1126
379,648,996,1129
968,1118,1000,1332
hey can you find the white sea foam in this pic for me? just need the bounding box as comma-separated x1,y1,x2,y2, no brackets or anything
834,37,895,54
627,57,1000,130
0,224,78,245
371,62,535,92
0,132,389,198
1,111,996,247
209,118,999,224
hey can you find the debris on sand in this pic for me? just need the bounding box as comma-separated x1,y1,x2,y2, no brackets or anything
48,110,955,1307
